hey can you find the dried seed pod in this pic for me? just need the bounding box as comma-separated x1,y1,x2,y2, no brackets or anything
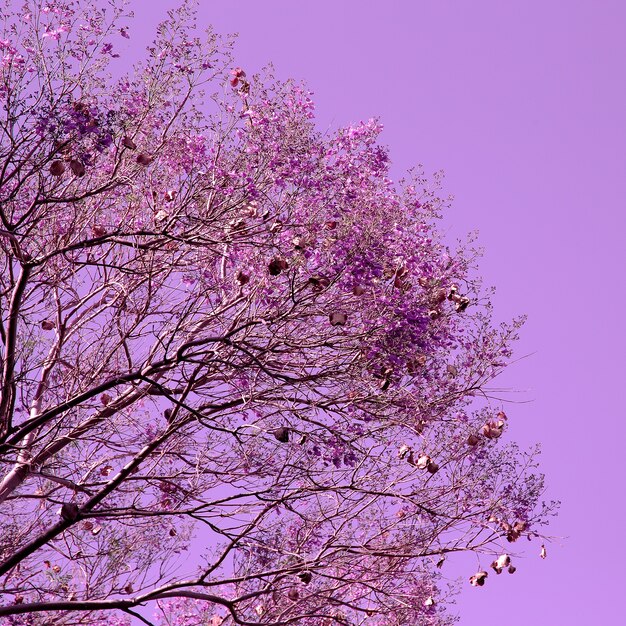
154,210,168,222
455,296,470,312
41,320,55,331
268,256,288,276
269,221,283,233
298,571,312,584
508,565,517,574
124,583,133,594
100,393,112,406
433,288,447,304
448,284,459,299
292,236,306,250
491,554,510,573
169,528,177,536
136,152,153,166
540,544,547,559
287,588,300,601
496,554,511,569
69,159,85,177
426,460,439,474
325,220,337,229
428,309,441,320
415,454,431,470
398,444,411,459
235,270,250,286
92,225,106,237
100,464,113,476
163,408,173,421
467,435,480,448
353,284,365,296
446,364,458,377
308,274,330,291
424,596,435,607
122,136,136,150
513,520,527,533
329,311,348,326
272,427,290,443
50,160,65,176
481,420,504,439
469,571,488,587
59,503,79,522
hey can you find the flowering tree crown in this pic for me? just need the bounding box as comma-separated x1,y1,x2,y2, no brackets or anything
0,2,555,624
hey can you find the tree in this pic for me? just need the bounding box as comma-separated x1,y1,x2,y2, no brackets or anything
0,2,556,624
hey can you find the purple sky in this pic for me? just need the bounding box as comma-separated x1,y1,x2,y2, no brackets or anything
122,1,625,623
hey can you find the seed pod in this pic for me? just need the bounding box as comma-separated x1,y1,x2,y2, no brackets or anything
69,159,85,177
235,270,250,286
513,520,527,533
433,288,447,304
467,433,480,446
448,284,459,299
163,408,173,421
398,444,411,459
426,460,439,474
50,160,65,176
352,285,365,296
287,588,300,601
469,571,488,587
428,309,441,320
268,256,288,276
100,464,113,476
292,236,306,250
329,311,347,326
325,220,337,229
272,427,290,443
41,320,55,331
424,597,435,607
92,225,106,237
100,393,112,406
415,454,431,470
455,296,470,312
298,571,312,584
446,364,458,377
164,189,177,202
508,565,517,574
308,275,330,291
540,544,547,559
59,503,79,522
124,583,133,594
122,136,136,150
154,210,168,222
136,152,153,166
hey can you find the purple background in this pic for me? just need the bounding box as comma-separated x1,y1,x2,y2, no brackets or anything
121,1,624,623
